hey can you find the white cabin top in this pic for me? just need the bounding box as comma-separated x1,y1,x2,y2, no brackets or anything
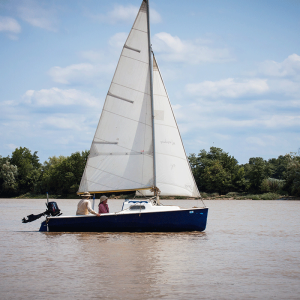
119,200,181,214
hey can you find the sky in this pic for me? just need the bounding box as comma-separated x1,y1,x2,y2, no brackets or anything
0,0,300,165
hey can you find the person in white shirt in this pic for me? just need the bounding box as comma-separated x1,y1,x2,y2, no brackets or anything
76,192,100,216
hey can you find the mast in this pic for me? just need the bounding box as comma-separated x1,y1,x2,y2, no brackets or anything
146,0,158,200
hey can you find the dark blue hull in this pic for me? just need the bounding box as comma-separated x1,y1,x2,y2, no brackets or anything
39,208,208,232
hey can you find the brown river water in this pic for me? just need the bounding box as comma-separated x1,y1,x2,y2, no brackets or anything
0,198,299,300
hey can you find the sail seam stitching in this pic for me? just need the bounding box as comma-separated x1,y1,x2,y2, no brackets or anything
90,152,151,156
121,54,149,65
111,82,151,96
153,93,168,97
102,109,152,127
155,123,177,129
132,28,147,34
155,151,187,162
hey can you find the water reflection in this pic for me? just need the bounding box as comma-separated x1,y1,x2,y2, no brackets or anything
39,231,208,298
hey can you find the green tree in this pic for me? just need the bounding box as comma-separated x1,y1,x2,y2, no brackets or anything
284,154,300,196
0,158,18,195
244,157,272,192
0,161,18,194
268,155,290,179
10,147,41,194
40,151,89,195
189,147,246,194
232,166,247,192
201,160,231,194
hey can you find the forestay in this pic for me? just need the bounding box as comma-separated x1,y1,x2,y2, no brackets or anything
78,1,154,194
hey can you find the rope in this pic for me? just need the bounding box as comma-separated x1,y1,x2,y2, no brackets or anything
200,197,206,208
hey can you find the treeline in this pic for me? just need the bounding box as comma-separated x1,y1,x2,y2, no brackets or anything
0,146,299,198
0,147,88,197
188,147,300,197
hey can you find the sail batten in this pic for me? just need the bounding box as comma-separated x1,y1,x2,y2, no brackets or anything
107,92,134,104
124,45,141,53
92,136,152,154
93,141,118,145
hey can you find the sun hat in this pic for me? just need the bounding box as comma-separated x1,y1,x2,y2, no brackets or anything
100,195,108,203
81,192,91,198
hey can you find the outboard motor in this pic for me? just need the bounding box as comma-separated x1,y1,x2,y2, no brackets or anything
22,201,62,223
46,201,61,217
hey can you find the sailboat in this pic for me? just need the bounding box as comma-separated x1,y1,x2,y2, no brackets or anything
39,0,208,232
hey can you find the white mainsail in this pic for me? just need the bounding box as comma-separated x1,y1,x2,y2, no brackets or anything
79,0,200,198
78,1,154,194
137,56,201,197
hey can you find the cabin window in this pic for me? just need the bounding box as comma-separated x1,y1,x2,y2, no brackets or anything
130,205,146,210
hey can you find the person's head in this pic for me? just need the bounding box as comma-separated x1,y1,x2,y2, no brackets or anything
81,192,91,199
99,195,108,205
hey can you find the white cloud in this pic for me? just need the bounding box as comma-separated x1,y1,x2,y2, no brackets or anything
17,0,58,31
23,88,100,108
104,4,138,24
80,50,103,62
0,16,21,39
6,144,17,150
49,64,95,84
92,4,161,24
185,54,300,100
48,32,126,86
268,78,300,98
152,32,232,64
252,54,300,98
0,87,101,162
171,95,300,147
258,54,300,78
245,136,277,147
149,8,162,23
166,53,300,159
48,63,114,85
0,16,21,33
109,32,128,49
41,115,86,130
186,78,269,98
53,135,75,146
